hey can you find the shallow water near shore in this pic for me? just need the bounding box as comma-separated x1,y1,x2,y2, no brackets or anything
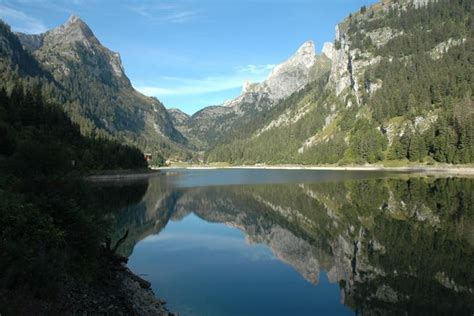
98,169,474,315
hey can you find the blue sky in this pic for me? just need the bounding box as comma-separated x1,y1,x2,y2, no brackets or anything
0,0,376,114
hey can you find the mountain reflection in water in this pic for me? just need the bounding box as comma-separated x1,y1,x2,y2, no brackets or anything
95,170,474,315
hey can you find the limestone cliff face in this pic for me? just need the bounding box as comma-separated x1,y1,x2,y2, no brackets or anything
327,24,353,99
327,21,384,104
226,41,329,108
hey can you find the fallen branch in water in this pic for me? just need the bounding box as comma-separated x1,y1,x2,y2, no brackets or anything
112,229,129,253
103,229,129,268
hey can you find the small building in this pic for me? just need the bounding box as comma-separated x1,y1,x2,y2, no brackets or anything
144,153,152,162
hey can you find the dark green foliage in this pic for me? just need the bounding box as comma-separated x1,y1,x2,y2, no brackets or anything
150,152,166,166
0,86,149,306
0,177,115,301
0,188,64,295
369,44,473,123
301,133,348,164
0,84,147,174
345,119,387,163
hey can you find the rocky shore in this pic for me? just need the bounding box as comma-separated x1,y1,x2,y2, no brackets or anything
53,267,175,315
0,245,175,316
54,238,178,316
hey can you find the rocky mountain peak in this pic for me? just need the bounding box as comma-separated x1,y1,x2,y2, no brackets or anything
66,15,82,25
46,15,100,47
221,40,329,110
295,40,316,57
268,40,316,80
322,42,334,60
242,80,258,94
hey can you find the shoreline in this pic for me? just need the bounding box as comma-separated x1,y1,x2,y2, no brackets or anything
158,164,474,175
85,168,161,182
59,266,175,315
1,259,175,315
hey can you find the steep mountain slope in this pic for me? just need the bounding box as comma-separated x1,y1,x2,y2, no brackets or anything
166,107,205,150
181,41,331,149
15,16,187,158
168,108,190,127
207,0,474,165
0,21,57,92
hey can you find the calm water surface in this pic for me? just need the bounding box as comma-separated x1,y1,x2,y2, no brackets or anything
97,169,474,315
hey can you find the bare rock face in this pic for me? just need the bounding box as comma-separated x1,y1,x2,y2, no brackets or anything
264,40,319,100
227,40,328,107
429,38,466,60
247,225,321,284
322,42,335,60
411,0,436,8
45,15,100,48
241,80,259,94
328,6,399,103
329,25,353,98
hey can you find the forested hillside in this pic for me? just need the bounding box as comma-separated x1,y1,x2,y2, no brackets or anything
206,0,474,165
0,84,147,173
1,17,190,161
176,41,332,151
1,19,146,172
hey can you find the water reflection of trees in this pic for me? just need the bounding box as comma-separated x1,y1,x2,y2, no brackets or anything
104,176,474,314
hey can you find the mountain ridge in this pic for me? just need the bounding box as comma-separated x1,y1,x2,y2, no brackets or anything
14,15,189,159
174,40,332,151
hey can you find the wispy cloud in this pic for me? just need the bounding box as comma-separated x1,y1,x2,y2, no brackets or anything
236,64,276,75
134,64,275,97
127,2,200,24
0,4,47,33
127,2,175,18
164,10,198,23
